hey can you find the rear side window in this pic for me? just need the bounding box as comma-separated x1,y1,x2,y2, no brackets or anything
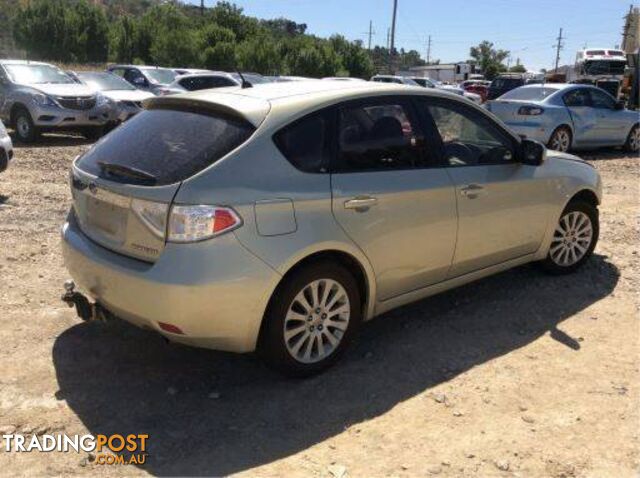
273,110,331,173
77,108,255,185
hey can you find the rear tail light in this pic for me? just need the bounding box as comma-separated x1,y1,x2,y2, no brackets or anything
518,106,544,116
168,205,242,243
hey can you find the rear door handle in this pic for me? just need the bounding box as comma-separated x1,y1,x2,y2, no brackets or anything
460,184,486,198
344,196,378,210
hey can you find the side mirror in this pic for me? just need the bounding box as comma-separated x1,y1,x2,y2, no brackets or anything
520,138,546,166
614,100,625,110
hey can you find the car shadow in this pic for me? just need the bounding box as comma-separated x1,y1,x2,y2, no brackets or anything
52,255,618,476
580,149,635,161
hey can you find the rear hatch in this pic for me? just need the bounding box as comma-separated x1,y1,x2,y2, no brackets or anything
71,100,259,262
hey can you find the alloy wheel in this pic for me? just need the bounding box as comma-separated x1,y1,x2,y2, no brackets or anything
549,211,593,267
16,116,31,139
283,279,350,364
550,129,571,152
629,127,640,152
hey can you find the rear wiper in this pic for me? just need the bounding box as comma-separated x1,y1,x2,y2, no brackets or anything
97,161,157,185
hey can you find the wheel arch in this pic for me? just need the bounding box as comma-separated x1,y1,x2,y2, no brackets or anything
548,123,574,146
259,247,375,341
569,188,600,207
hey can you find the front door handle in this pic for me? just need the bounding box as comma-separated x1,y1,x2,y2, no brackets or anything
460,184,486,198
344,196,378,210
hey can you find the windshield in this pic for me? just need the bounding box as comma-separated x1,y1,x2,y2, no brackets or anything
144,69,176,85
500,86,560,101
78,72,135,91
583,60,626,76
5,64,74,84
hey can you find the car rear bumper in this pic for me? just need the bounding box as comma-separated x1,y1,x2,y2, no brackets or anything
31,103,111,128
61,213,279,353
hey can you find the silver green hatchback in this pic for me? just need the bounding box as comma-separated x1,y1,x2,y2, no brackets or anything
61,80,602,376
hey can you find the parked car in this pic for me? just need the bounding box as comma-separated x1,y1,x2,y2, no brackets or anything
487,74,526,100
461,80,491,102
107,65,177,96
0,119,13,173
0,60,112,142
171,68,212,76
70,71,154,124
231,73,272,85
370,74,420,86
61,81,602,376
486,83,640,152
166,72,240,94
411,77,482,104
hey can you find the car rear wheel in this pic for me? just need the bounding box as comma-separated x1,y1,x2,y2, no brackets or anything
258,262,362,377
548,126,572,153
623,124,639,153
540,201,598,274
13,108,39,143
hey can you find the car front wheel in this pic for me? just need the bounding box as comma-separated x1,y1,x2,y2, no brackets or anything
14,108,39,143
540,200,599,274
259,262,362,377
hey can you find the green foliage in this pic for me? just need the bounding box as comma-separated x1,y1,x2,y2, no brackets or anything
9,0,405,78
13,0,109,62
469,41,509,80
509,63,527,73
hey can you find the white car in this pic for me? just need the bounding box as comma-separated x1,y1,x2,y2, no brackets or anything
0,120,13,173
72,71,155,124
412,77,482,104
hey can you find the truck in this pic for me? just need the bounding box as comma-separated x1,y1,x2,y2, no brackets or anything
569,48,627,98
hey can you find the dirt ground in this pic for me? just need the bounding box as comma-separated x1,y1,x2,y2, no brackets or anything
0,134,638,477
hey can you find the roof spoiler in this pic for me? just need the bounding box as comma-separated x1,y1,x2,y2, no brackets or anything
143,96,253,125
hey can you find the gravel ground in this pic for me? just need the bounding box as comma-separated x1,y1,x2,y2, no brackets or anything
0,134,638,477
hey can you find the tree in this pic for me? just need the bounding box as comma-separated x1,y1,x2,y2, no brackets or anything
509,59,527,73
469,41,509,80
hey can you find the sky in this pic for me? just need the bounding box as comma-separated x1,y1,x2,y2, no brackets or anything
186,0,635,71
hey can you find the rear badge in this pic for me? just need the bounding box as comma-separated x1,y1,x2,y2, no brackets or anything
131,243,159,256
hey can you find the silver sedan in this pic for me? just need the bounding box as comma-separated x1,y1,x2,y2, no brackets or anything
61,81,602,376
486,83,640,153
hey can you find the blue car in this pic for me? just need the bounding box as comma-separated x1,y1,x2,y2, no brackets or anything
486,83,639,153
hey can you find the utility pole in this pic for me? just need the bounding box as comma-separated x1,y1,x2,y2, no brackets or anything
426,35,432,65
389,0,398,74
367,20,374,51
553,27,564,73
386,28,390,50
200,0,204,16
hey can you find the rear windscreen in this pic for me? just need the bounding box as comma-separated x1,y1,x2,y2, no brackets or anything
492,78,523,89
76,108,255,186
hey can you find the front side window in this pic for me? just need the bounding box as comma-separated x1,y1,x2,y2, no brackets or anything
420,99,515,166
589,88,616,109
564,89,591,107
273,110,331,173
335,101,423,172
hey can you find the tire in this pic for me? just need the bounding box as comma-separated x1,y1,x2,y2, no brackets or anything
258,262,362,377
13,107,39,143
81,126,104,141
540,200,599,275
623,124,640,153
548,126,572,153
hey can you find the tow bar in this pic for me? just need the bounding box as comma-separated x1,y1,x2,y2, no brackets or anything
61,280,110,322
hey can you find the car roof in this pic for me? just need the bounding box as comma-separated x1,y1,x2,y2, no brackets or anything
108,65,171,70
146,79,477,128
